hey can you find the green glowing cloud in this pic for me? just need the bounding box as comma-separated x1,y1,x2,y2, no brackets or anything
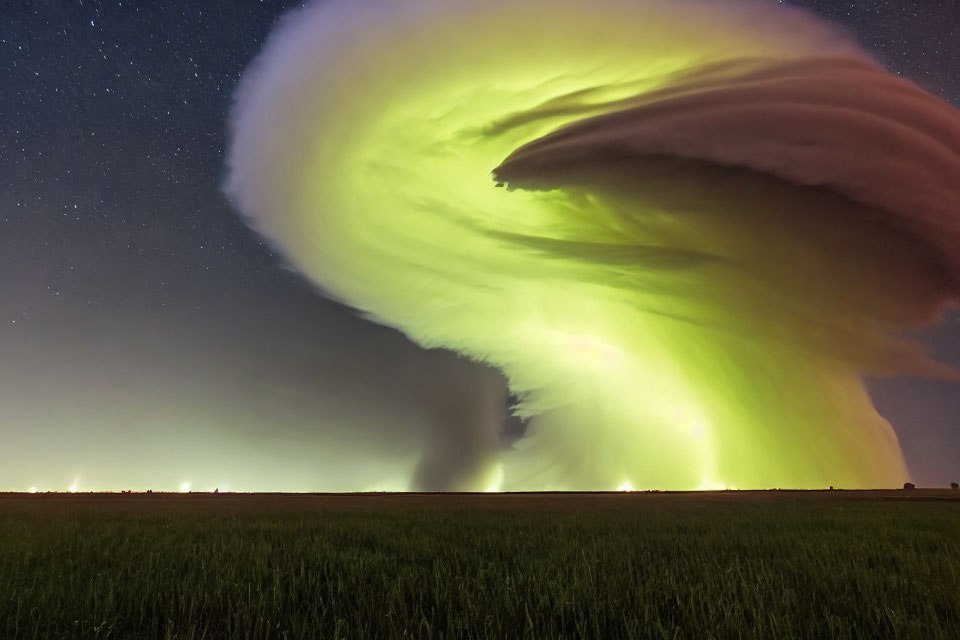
226,0,960,490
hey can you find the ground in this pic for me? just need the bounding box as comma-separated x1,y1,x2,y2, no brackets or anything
1,490,958,639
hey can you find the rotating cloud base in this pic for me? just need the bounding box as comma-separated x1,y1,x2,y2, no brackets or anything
226,0,960,491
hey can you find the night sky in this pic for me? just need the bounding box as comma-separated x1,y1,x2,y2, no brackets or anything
2,0,958,491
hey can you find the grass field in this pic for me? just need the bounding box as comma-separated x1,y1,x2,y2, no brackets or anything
1,490,958,639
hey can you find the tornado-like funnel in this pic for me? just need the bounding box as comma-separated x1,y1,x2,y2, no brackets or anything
225,0,960,490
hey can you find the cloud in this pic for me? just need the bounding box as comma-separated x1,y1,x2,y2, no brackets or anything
225,0,960,489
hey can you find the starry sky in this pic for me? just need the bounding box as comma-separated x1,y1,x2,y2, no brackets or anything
1,0,958,491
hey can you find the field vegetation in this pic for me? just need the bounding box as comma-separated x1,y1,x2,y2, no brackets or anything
1,490,958,639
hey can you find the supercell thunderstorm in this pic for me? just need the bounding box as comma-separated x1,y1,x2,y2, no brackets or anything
225,0,960,491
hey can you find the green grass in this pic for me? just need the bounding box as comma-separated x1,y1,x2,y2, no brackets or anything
1,491,958,639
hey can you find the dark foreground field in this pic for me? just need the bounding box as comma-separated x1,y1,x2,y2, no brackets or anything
1,491,958,639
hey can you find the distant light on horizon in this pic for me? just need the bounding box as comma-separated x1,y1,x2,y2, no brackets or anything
698,480,736,491
180,482,191,493
484,464,505,493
